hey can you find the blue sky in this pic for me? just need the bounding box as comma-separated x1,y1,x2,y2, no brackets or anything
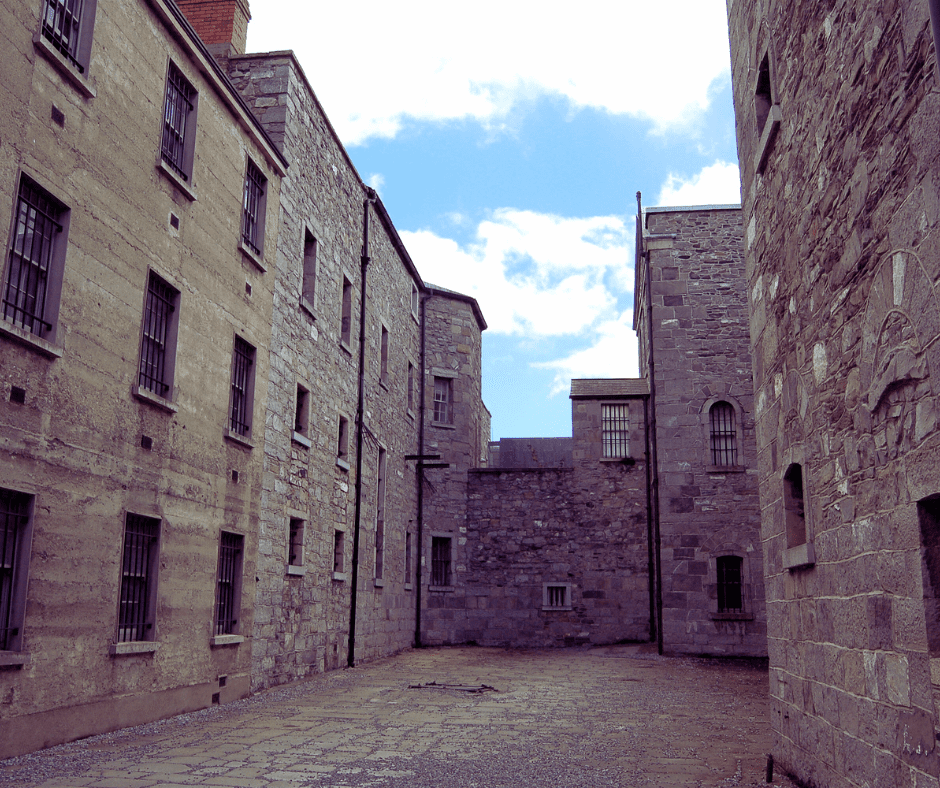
247,1,742,440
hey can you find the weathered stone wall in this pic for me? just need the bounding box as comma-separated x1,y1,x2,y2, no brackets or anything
489,437,573,468
0,0,284,757
728,1,940,785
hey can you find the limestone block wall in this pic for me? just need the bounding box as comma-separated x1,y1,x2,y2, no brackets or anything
0,0,285,757
728,1,940,785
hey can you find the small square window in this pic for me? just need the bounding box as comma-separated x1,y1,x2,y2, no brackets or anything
215,532,244,636
117,513,159,643
160,62,198,190
431,536,452,587
241,159,267,258
542,583,572,610
379,326,389,387
433,377,453,425
340,276,352,347
137,271,180,401
288,518,304,567
302,229,317,309
0,488,34,653
601,403,629,458
228,336,256,439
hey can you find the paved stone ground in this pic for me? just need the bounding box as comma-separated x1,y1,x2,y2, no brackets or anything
0,645,798,788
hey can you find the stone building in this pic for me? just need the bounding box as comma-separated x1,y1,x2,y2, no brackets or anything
727,2,940,785
0,0,287,758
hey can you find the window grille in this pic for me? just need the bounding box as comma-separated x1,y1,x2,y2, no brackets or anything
431,536,451,586
161,63,195,181
139,272,176,396
215,532,243,635
288,518,303,566
42,0,85,71
433,377,452,424
601,404,629,458
118,514,158,643
228,337,254,436
547,586,567,607
709,402,737,466
241,161,265,255
0,490,30,651
717,556,744,613
3,177,62,336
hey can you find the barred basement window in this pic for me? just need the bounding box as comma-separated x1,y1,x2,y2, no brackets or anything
601,403,629,458
138,271,179,398
161,62,197,183
117,513,159,643
228,336,255,438
215,532,243,635
433,377,453,424
0,488,33,653
542,583,572,610
41,0,97,74
431,536,452,586
716,556,744,613
241,160,266,256
709,402,737,466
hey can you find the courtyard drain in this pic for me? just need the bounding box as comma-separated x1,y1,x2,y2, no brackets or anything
408,681,497,693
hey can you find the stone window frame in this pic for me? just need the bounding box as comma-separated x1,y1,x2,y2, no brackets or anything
111,512,161,655
707,548,754,622
753,40,782,174
410,282,420,323
542,582,573,611
428,532,455,591
332,529,347,581
339,273,353,351
336,413,350,470
292,381,311,449
374,445,387,586
287,513,306,577
132,268,181,414
701,395,746,473
406,359,417,420
0,486,35,665
782,459,816,570
157,60,199,201
34,0,99,98
299,225,318,317
379,322,390,390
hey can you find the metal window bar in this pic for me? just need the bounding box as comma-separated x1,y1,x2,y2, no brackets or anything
118,514,158,642
3,179,62,336
161,64,195,181
229,337,253,435
547,586,567,607
215,533,242,635
241,162,264,254
0,490,29,651
710,403,738,466
431,537,451,586
717,556,744,613
139,272,175,396
42,0,85,72
433,378,451,424
601,404,629,458
288,519,302,566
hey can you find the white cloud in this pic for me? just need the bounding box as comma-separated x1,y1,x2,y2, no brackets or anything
248,1,732,145
366,173,385,195
656,160,741,207
399,210,631,337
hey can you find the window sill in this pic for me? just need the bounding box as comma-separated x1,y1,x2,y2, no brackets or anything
705,465,745,474
407,408,416,421
600,456,631,463
428,585,455,593
109,641,159,656
431,421,456,430
542,606,573,612
299,296,316,319
379,379,389,392
0,651,30,667
783,542,816,571
332,571,348,582
292,431,312,449
374,578,385,588
405,582,413,591
336,457,350,471
210,634,244,647
239,239,266,273
339,340,352,356
755,104,782,174
0,319,63,358
224,429,255,449
33,32,96,98
156,158,197,202
287,565,306,577
132,385,178,413
710,613,754,622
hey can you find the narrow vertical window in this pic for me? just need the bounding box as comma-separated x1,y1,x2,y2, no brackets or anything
337,415,349,464
375,448,386,581
716,556,744,613
241,160,266,256
411,283,419,319
288,518,304,567
138,271,179,399
0,488,32,653
117,514,159,643
405,531,412,585
783,463,806,548
431,536,451,587
228,336,255,438
755,52,772,134
340,276,352,346
407,362,415,413
433,377,453,424
215,532,243,635
3,176,66,338
333,530,345,575
380,326,389,386
302,229,317,307
709,402,737,466
161,62,196,183
294,384,309,436
601,403,629,458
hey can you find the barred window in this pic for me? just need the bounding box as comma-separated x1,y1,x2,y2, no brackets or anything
215,532,243,635
709,402,737,466
118,514,159,643
433,377,452,424
241,160,266,255
3,176,66,338
138,271,179,398
161,62,196,183
601,403,629,458
0,488,32,652
717,556,744,613
431,536,451,587
228,336,255,437
41,0,96,73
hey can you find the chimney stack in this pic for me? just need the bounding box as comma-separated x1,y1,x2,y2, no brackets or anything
176,0,251,59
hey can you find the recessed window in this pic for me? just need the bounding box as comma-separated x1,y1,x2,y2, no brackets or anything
228,336,256,439
215,532,243,636
411,283,419,319
783,463,806,548
0,488,34,653
2,175,68,342
407,362,416,414
375,448,386,581
294,384,309,436
39,0,98,78
337,415,349,465
755,52,773,135
431,536,452,587
340,275,352,346
601,403,629,458
138,271,180,401
302,228,317,308
288,518,304,567
709,402,737,466
241,159,267,257
405,531,413,586
333,530,345,575
160,62,197,186
117,513,159,643
542,583,572,611
716,556,744,613
380,326,389,387
433,377,453,425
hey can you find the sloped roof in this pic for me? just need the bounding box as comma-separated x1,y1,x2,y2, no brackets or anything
569,378,649,398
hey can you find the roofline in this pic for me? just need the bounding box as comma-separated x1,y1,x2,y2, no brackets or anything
643,203,741,215
424,285,488,331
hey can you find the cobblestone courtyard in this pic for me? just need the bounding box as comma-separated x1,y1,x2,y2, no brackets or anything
1,645,796,788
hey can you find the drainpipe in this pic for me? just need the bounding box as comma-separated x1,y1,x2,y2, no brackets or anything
414,292,428,648
347,187,377,667
644,394,655,642
930,0,940,79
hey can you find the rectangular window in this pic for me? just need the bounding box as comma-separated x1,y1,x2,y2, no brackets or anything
407,362,415,413
294,384,309,436
380,326,389,386
375,448,386,581
228,336,255,438
601,403,629,458
340,276,352,346
716,556,743,613
241,159,266,256
542,583,572,610
333,530,344,574
433,377,453,424
288,518,304,567
431,536,451,587
337,415,349,464
405,531,412,585
117,513,159,643
40,0,96,74
302,229,317,308
161,62,197,184
215,532,243,635
411,283,419,319
138,271,179,399
2,175,67,339
709,402,738,466
0,488,33,653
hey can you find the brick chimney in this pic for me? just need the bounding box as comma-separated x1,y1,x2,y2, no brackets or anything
176,0,251,58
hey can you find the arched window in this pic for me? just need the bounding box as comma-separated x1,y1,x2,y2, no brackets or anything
716,555,744,613
709,402,737,466
783,463,806,548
